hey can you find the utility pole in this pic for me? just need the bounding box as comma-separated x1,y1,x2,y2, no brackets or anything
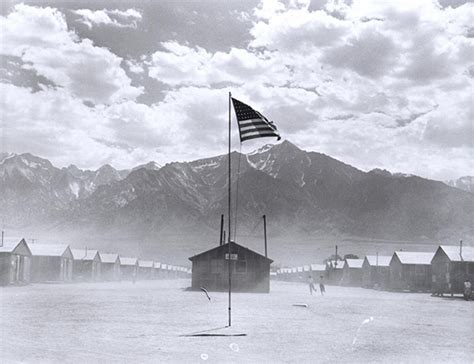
219,214,224,246
1,216,4,247
375,251,379,284
227,91,232,327
263,215,267,257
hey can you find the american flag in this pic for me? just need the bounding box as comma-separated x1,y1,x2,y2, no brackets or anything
231,97,281,142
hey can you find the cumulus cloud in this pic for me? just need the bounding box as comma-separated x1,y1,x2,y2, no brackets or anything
0,82,254,169
1,0,472,180
145,0,473,179
0,82,177,169
250,6,350,50
0,83,112,167
0,4,142,104
126,60,145,74
149,42,289,87
73,8,142,29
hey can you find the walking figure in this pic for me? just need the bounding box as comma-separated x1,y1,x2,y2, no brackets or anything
464,279,472,301
308,275,317,295
319,275,326,296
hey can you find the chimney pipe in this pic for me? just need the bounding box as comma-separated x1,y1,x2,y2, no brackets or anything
263,215,267,257
219,214,224,246
460,240,463,261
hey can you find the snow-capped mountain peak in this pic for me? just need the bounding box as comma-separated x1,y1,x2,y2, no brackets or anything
248,143,275,156
132,161,161,172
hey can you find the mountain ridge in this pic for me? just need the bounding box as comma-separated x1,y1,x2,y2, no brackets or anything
1,142,473,254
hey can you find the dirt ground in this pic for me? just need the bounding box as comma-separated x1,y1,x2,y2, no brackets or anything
1,279,472,363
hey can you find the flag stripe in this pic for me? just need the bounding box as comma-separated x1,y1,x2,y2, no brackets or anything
238,120,271,128
240,130,278,137
231,97,280,143
240,125,278,135
241,132,279,142
240,125,278,132
238,120,277,130
240,131,279,139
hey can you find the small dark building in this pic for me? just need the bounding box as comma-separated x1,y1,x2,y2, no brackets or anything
325,260,344,285
389,251,434,292
189,241,273,293
340,259,364,286
361,255,391,289
120,257,138,281
0,238,32,285
29,244,73,282
431,245,474,295
71,249,101,281
99,253,121,281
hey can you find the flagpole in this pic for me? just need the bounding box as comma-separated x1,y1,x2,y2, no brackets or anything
228,91,232,327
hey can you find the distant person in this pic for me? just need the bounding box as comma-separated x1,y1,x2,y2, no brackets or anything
319,276,326,296
308,276,317,295
463,279,472,301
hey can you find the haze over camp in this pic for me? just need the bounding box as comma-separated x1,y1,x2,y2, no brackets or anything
1,0,473,362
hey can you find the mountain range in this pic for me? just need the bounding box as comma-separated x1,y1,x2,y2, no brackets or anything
1,142,473,263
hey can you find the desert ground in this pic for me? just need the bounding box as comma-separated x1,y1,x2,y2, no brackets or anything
1,279,472,363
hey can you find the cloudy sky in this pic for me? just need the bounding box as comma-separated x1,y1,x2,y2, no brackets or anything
0,0,472,180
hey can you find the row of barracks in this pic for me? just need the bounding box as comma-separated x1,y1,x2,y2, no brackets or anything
276,244,474,295
0,238,190,286
4,235,471,297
